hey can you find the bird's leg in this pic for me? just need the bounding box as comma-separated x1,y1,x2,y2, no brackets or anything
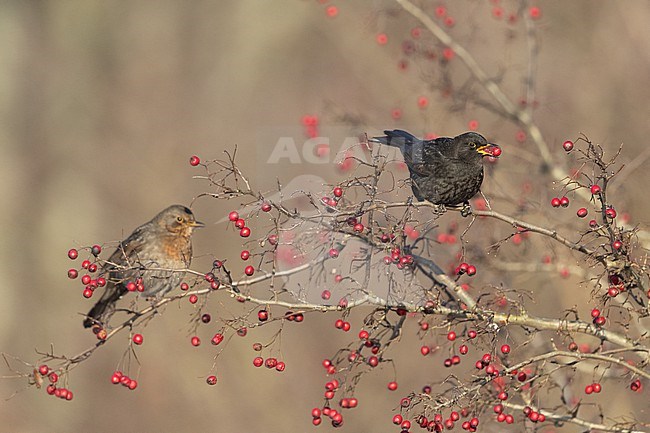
433,204,447,215
460,202,472,217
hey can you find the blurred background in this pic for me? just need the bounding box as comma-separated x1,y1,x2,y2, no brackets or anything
0,1,649,432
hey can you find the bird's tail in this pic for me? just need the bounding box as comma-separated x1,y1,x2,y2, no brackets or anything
83,285,126,328
369,129,420,147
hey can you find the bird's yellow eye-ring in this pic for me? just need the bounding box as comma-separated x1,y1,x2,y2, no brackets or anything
469,142,476,148
176,216,183,223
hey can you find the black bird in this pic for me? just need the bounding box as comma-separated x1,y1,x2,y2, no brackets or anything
370,130,501,206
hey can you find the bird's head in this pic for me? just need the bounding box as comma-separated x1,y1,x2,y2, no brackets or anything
156,205,204,237
455,132,501,161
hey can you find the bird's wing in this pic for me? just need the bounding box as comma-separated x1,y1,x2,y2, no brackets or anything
104,224,153,285
370,129,419,146
404,138,447,176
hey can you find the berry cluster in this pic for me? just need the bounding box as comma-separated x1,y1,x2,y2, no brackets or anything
66,246,106,300
38,365,73,401
110,370,137,390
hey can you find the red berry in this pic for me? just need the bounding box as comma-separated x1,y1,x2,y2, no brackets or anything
591,308,601,318
529,6,542,19
321,290,331,300
206,375,217,385
585,384,593,394
240,250,250,260
562,140,574,151
67,249,78,260
244,265,254,276
329,248,339,258
239,227,251,237
559,196,570,207
417,96,429,108
421,345,430,356
577,207,588,218
550,197,561,207
500,344,511,354
612,240,623,250
82,288,93,298
261,202,272,212
38,365,49,376
353,223,364,233
189,294,198,304
191,336,201,346
387,381,398,391
590,184,601,195
593,382,602,393
208,335,224,348
606,208,617,218
48,372,59,383
258,310,268,321
447,331,457,341
376,33,388,45
466,265,477,276
67,269,78,279
128,379,138,390
333,187,343,197
442,47,455,60
189,155,200,166
392,414,403,425
468,330,477,339
132,334,144,345
91,245,102,256
228,211,239,221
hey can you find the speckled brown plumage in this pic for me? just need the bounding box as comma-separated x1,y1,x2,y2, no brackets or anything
83,205,203,328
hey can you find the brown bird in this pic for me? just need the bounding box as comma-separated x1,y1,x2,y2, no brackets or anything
83,205,203,329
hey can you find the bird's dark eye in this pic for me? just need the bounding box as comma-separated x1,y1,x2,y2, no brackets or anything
469,142,476,149
176,216,183,223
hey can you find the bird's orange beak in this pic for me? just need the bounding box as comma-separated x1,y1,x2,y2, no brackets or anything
477,144,501,158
